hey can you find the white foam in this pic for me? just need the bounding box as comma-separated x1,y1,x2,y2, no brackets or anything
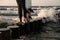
37,7,58,22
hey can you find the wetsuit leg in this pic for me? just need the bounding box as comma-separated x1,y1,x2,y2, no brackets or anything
16,0,22,23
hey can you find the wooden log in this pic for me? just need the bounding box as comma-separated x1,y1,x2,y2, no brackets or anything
0,28,11,40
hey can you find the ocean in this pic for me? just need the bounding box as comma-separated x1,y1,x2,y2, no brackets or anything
0,7,60,40
0,6,60,24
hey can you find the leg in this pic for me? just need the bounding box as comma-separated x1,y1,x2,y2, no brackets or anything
16,0,22,24
18,6,22,23
22,0,27,23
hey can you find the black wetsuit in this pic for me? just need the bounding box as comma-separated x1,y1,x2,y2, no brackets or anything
16,0,27,23
16,0,34,23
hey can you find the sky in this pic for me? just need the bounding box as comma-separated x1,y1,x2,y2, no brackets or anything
31,0,60,6
0,0,17,6
0,0,60,6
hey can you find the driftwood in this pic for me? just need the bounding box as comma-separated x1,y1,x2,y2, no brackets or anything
0,22,8,28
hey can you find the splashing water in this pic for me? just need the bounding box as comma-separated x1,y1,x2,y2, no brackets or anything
38,7,58,23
